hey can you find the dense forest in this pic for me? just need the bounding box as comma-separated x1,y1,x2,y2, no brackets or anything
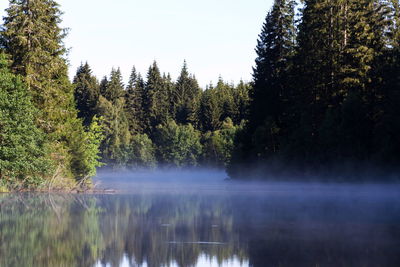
229,0,400,180
0,0,249,190
73,62,250,169
0,0,399,190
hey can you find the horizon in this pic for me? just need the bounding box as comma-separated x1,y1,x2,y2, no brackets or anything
0,0,274,87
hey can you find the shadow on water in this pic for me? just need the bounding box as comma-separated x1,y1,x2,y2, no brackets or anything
0,169,400,266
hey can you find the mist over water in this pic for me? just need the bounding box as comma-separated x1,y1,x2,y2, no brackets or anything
1,169,400,266
94,168,228,192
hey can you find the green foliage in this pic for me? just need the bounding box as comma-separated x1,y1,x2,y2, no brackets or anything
103,68,125,103
73,63,100,126
96,95,131,166
125,66,146,135
202,118,241,167
229,0,400,179
1,0,97,186
199,80,250,132
127,134,156,169
68,116,104,180
143,62,170,133
199,87,221,132
0,53,52,188
155,120,202,167
172,61,201,126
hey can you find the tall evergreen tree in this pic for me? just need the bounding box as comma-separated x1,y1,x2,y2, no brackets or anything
1,0,73,130
173,61,201,126
96,69,131,166
229,0,297,176
214,78,236,123
0,0,100,181
125,66,145,135
199,87,221,132
103,68,125,103
73,63,100,126
143,61,169,133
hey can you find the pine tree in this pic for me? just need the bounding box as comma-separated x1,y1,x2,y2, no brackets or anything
173,61,201,126
229,0,297,176
143,61,169,133
214,78,236,123
125,66,145,135
103,68,125,103
1,0,100,182
1,0,73,131
99,76,108,97
199,88,221,132
73,63,100,126
96,68,131,166
232,80,251,125
96,96,131,166
163,72,176,119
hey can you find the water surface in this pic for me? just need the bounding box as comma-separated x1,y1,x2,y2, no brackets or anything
0,172,399,266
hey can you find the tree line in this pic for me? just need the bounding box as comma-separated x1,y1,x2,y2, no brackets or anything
1,0,399,189
228,0,400,180
0,0,250,190
73,61,250,169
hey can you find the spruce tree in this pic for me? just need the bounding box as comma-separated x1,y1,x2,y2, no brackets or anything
214,78,236,123
1,0,101,182
96,69,131,166
143,61,169,133
73,63,100,126
1,0,74,131
233,80,251,125
173,61,201,126
125,66,145,135
103,68,125,103
229,0,297,176
199,88,221,132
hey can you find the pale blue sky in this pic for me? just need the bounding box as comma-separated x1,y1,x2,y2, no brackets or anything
0,0,273,87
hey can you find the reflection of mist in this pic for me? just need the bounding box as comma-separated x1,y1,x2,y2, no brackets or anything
0,181,399,267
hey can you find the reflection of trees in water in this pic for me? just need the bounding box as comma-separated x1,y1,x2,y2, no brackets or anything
1,192,399,267
0,194,104,267
0,194,247,267
97,194,247,267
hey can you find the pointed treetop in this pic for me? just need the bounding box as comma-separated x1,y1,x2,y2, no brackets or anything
127,66,138,89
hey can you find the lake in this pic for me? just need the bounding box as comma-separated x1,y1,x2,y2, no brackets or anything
0,170,399,266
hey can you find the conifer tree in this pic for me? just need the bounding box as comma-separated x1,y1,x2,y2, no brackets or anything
96,69,131,166
173,61,201,126
0,53,51,188
99,76,108,97
1,0,74,130
233,80,251,125
103,68,125,103
125,66,145,135
199,88,221,132
214,78,236,123
229,0,296,175
163,73,176,119
73,63,99,126
143,62,169,133
1,0,100,181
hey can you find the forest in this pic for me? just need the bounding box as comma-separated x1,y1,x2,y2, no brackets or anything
0,0,400,190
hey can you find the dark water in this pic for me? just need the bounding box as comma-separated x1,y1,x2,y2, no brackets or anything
0,174,400,267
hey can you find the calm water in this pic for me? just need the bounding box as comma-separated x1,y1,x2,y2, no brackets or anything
0,173,400,267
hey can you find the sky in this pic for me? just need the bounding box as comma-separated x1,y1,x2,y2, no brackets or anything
0,0,274,87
